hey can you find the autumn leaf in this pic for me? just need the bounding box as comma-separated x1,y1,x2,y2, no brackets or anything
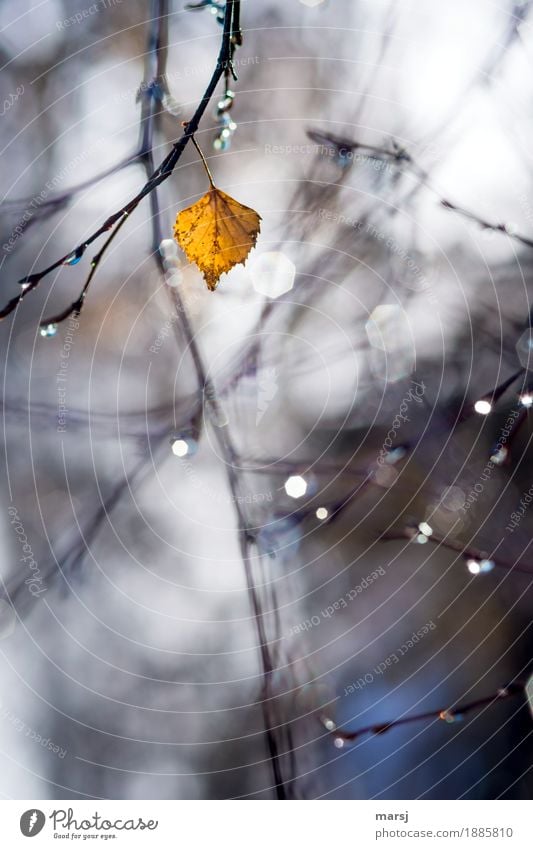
174,186,261,291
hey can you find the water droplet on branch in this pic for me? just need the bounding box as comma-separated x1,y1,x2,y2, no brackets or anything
39,323,58,338
63,246,85,266
284,475,308,499
170,435,198,458
474,399,492,415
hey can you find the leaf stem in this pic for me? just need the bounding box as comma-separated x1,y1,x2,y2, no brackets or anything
189,131,216,188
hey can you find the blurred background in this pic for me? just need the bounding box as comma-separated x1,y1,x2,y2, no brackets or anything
0,0,532,799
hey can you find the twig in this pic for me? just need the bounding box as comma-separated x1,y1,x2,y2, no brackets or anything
321,681,526,743
0,0,239,323
306,130,533,251
140,0,289,800
38,211,130,328
380,528,533,576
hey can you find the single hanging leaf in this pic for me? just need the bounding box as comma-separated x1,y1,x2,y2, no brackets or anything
173,187,261,291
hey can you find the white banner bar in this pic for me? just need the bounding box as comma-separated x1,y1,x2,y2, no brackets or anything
1,800,531,847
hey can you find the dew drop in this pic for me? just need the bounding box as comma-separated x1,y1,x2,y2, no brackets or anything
440,485,465,512
490,446,508,465
40,323,58,338
63,246,85,266
474,399,492,415
250,252,296,298
439,710,456,723
170,435,198,458
216,95,234,114
373,464,399,488
166,269,184,289
384,445,408,464
159,239,178,259
284,475,307,499
466,558,481,575
213,136,230,152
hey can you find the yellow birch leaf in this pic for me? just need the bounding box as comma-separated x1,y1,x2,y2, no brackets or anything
173,187,261,291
